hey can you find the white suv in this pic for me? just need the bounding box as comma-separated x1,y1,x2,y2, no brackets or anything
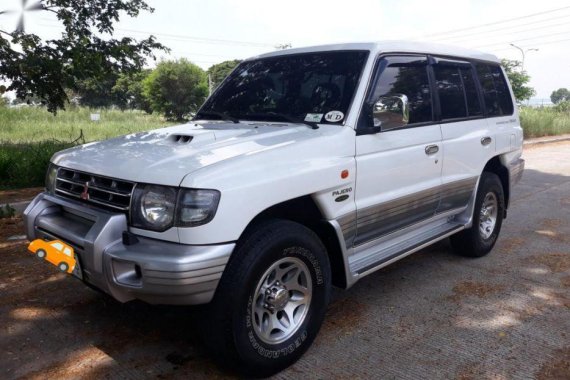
24,41,524,376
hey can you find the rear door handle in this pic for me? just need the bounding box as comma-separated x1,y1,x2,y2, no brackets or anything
425,145,439,155
481,136,492,146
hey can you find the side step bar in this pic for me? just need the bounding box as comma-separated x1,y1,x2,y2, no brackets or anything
350,222,465,277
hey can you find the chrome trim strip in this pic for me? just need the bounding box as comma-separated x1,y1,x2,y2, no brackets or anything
327,219,355,288
336,177,478,247
352,207,464,254
337,212,357,248
507,157,525,209
356,226,464,278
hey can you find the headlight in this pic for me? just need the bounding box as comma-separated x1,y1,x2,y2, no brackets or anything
45,164,58,195
131,185,220,231
176,189,221,227
131,185,177,231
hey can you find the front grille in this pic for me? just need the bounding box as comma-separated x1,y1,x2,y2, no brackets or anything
55,168,135,211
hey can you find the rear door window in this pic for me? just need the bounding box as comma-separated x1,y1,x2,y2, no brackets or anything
476,64,514,117
433,65,467,119
433,63,483,120
460,67,483,117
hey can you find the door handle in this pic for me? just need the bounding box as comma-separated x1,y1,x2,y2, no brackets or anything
481,136,492,146
425,145,439,155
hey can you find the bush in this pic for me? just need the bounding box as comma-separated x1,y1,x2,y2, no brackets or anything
0,204,16,219
143,59,208,121
554,100,570,113
0,140,74,189
519,106,570,138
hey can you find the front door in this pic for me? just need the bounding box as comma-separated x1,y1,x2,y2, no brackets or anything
354,55,443,246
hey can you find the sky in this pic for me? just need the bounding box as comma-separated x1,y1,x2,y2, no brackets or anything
1,0,570,100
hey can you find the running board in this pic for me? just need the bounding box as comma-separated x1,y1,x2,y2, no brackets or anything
350,222,465,277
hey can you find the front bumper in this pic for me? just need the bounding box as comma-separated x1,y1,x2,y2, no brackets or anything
23,193,234,305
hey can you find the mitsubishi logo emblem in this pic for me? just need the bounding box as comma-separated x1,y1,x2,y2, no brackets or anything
80,182,90,200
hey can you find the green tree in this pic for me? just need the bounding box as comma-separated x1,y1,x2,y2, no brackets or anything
0,0,167,114
500,59,535,102
113,70,152,112
75,73,124,109
207,60,242,90
550,88,570,104
143,59,208,121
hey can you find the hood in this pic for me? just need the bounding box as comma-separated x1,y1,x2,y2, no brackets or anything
52,122,325,186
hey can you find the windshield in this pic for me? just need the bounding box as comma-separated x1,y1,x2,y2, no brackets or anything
197,50,369,125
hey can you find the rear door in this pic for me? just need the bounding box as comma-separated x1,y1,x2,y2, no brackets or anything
354,55,443,246
432,58,493,214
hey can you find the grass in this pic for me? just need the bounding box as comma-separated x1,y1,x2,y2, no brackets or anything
520,107,570,138
519,106,570,138
0,105,569,190
0,106,173,190
0,106,172,143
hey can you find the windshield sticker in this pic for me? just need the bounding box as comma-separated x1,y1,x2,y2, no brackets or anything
324,110,344,123
305,113,323,123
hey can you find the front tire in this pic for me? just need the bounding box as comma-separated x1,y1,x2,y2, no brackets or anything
451,172,505,257
207,219,331,377
36,249,46,259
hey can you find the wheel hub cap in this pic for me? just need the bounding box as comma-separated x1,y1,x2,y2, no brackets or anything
264,283,290,312
251,257,312,345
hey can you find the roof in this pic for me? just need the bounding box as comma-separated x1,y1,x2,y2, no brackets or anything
252,40,499,63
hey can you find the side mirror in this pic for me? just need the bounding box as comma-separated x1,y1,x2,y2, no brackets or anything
372,94,409,131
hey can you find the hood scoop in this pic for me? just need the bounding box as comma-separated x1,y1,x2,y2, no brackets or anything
167,130,217,146
170,134,194,144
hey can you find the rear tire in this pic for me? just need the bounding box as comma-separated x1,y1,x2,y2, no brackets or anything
58,262,69,272
451,172,505,257
206,219,331,377
36,249,46,259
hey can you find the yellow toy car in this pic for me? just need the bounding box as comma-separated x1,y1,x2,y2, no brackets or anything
28,239,77,274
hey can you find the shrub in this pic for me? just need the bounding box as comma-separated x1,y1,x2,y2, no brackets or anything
0,140,74,189
143,59,208,121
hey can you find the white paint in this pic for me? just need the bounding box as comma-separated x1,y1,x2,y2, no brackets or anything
51,43,522,246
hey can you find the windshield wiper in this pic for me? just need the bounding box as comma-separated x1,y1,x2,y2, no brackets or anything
262,112,319,130
194,110,240,124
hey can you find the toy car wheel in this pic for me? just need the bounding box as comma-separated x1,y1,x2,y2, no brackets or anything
58,262,69,272
207,219,331,377
36,249,46,259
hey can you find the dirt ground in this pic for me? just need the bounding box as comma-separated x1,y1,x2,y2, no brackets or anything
1,142,569,379
0,187,44,205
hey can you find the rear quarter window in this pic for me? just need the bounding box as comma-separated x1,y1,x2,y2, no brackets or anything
476,64,514,117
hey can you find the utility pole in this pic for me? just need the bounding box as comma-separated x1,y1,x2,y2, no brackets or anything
509,43,538,71
208,73,213,96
